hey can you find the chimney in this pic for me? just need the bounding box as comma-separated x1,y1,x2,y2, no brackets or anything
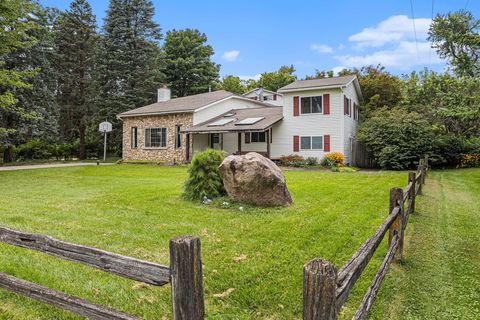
158,85,171,102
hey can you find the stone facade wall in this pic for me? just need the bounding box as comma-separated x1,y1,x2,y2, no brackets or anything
122,113,193,163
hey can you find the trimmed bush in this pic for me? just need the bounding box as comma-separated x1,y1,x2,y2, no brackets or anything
14,140,54,161
278,154,305,166
183,149,226,201
322,152,345,167
305,157,318,166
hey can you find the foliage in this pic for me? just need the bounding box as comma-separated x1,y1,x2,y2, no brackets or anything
163,28,220,97
305,156,318,166
401,70,480,137
219,75,246,94
278,154,305,166
304,70,334,80
14,139,53,160
320,156,335,167
54,0,98,159
428,10,480,77
358,108,436,170
0,0,39,162
183,149,226,201
94,0,163,152
255,65,296,92
322,152,345,167
459,154,480,167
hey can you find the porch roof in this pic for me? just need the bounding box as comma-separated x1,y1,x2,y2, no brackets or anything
184,107,283,134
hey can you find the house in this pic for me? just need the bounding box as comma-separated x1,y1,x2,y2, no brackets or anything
117,75,362,164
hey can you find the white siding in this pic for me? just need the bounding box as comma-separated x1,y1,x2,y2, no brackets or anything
341,83,360,164
193,97,267,125
270,88,344,160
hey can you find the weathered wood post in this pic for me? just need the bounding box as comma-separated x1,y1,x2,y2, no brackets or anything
303,259,337,320
388,188,404,260
417,160,424,195
408,171,416,214
170,236,204,320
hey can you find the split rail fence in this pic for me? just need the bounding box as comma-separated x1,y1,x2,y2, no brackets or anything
0,158,429,319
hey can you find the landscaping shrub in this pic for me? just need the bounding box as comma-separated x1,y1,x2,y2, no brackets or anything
183,149,226,201
358,108,436,170
322,152,345,167
278,154,305,166
305,157,318,166
14,140,54,161
460,154,480,167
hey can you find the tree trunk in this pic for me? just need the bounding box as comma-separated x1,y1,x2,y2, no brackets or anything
3,145,13,163
79,125,87,160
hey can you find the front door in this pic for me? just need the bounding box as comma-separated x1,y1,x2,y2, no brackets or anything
210,133,221,150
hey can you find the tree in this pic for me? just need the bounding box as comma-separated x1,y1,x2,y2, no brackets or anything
401,70,480,137
358,108,436,170
219,75,246,94
54,0,97,159
163,28,220,97
428,10,480,77
0,0,38,162
95,0,163,152
257,65,296,92
304,70,334,80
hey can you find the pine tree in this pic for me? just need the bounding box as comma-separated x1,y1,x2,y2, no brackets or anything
163,28,220,97
54,0,98,159
95,0,163,152
0,0,39,162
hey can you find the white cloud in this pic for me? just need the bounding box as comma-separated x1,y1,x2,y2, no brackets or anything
337,41,442,69
338,44,346,51
332,66,347,75
311,44,333,53
238,74,261,81
349,15,432,48
222,50,240,61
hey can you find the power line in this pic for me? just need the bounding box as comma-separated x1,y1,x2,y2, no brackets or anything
410,0,419,59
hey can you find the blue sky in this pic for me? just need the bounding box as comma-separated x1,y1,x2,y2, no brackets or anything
40,0,480,80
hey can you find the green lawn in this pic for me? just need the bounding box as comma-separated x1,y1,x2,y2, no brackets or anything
0,165,477,319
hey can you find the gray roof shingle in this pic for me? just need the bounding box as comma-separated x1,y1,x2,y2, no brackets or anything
117,90,234,117
278,75,357,92
185,107,283,133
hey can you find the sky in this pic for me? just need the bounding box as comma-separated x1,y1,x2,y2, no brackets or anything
39,0,480,80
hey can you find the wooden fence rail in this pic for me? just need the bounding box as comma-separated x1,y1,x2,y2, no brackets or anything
304,157,429,320
0,231,204,320
0,157,429,319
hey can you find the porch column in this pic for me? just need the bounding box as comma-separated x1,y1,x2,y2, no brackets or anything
221,133,224,150
266,130,270,158
186,133,191,162
237,132,242,155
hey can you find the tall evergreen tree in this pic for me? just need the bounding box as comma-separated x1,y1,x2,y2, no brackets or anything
95,0,163,152
163,28,220,97
0,0,38,162
54,0,97,159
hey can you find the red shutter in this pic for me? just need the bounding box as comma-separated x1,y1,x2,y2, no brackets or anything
293,135,299,152
273,94,277,101
293,96,299,116
344,95,347,115
245,132,250,144
324,135,330,152
349,100,352,117
323,94,330,115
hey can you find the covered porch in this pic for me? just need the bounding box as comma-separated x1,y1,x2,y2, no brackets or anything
183,107,283,161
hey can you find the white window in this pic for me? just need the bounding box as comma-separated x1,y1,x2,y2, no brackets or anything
301,96,323,114
300,136,323,150
145,128,167,148
251,131,266,143
131,127,138,149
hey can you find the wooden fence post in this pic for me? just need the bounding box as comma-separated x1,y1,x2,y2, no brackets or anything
170,236,204,320
417,161,423,195
303,259,337,320
408,171,416,214
388,188,404,260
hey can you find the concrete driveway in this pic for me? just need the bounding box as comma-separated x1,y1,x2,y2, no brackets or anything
0,162,113,171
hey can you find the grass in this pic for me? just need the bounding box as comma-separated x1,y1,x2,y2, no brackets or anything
370,168,480,319
0,165,477,319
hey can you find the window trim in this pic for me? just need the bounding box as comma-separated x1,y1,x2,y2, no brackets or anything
175,125,182,149
300,135,324,150
131,127,138,149
300,95,324,115
144,127,167,149
345,97,351,116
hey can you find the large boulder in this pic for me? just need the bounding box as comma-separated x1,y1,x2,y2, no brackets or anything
219,152,293,206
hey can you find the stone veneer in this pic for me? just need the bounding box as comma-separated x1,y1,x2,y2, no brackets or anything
122,113,193,163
